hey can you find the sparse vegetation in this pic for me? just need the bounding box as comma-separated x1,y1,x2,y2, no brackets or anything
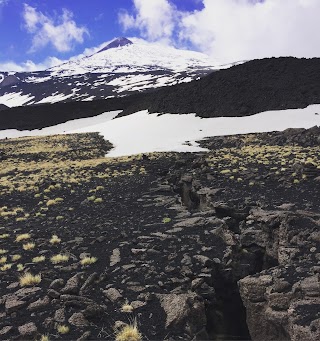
121,302,134,313
19,272,41,286
16,233,31,242
11,254,21,261
0,233,9,239
49,234,61,244
80,256,97,266
57,325,70,334
23,242,35,251
115,321,142,341
32,256,46,263
39,334,50,341
17,264,24,271
0,263,13,271
51,254,69,264
0,130,318,340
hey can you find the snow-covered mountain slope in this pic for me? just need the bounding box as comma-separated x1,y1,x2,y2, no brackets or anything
0,38,223,108
1,105,319,156
48,38,217,76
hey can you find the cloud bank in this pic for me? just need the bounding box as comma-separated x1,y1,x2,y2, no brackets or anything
0,39,114,72
23,4,89,53
0,57,65,72
120,0,320,63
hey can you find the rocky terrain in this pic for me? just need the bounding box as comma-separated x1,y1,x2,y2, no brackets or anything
0,126,319,340
1,57,320,131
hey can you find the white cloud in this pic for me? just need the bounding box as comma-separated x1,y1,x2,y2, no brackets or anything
0,57,65,72
0,39,114,72
119,0,177,42
120,0,320,63
23,4,89,53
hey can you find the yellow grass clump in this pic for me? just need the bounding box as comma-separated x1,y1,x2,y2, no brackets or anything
80,256,98,266
19,272,41,286
1,263,13,271
11,254,21,261
40,335,50,341
49,234,61,244
121,303,134,313
23,242,35,251
32,256,46,263
16,233,31,242
57,325,70,334
0,233,9,239
0,256,7,264
115,321,142,341
17,264,24,271
51,254,69,264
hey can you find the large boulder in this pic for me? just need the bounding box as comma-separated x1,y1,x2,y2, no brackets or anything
239,210,320,340
156,292,208,339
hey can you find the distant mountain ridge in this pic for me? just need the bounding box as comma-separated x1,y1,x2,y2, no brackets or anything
1,57,320,131
98,37,133,52
0,37,219,108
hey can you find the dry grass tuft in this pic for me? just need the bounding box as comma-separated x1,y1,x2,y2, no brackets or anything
19,272,41,286
0,263,13,271
0,233,9,239
57,325,70,334
121,303,134,313
23,242,35,251
80,256,98,266
17,264,24,271
32,256,46,263
16,233,31,242
49,234,61,244
51,254,69,264
11,254,21,261
39,335,50,341
115,320,142,341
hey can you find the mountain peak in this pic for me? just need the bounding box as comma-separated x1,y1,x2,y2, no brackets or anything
98,37,133,53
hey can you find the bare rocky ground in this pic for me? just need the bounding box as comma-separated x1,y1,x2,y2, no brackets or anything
0,127,319,340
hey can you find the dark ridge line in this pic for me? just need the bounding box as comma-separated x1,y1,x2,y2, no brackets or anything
1,56,320,131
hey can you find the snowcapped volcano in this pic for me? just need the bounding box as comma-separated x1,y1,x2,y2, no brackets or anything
0,38,219,108
48,37,217,76
98,37,133,52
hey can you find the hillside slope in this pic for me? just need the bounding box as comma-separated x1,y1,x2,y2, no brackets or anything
0,38,217,107
1,57,320,131
120,56,320,117
0,128,319,340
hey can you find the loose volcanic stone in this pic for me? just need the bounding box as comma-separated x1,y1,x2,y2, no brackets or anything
5,297,27,313
103,288,123,302
18,322,37,337
68,312,90,327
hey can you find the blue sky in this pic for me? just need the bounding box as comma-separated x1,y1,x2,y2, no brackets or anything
0,0,320,71
0,0,203,70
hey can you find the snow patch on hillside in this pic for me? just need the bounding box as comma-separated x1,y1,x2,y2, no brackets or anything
1,106,319,156
37,93,74,104
25,76,52,83
0,92,34,107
